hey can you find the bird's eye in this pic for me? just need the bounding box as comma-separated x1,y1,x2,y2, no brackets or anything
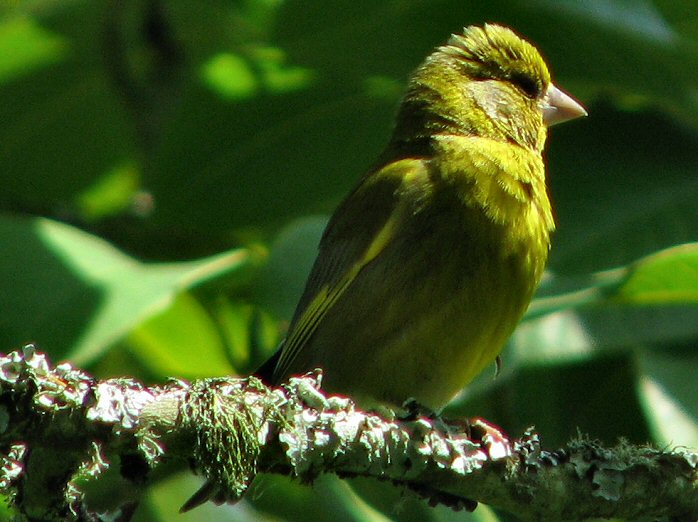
510,73,541,98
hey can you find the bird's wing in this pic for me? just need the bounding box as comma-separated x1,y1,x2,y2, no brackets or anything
272,158,430,382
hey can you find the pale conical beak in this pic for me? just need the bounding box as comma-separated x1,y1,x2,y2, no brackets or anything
542,84,587,126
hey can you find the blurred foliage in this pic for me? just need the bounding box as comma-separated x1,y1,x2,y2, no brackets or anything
1,0,697,520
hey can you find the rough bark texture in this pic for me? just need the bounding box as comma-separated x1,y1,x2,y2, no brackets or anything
1,345,696,521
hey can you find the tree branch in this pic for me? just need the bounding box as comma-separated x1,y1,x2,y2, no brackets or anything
1,345,696,521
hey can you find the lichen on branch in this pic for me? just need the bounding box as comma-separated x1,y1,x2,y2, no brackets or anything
0,345,696,521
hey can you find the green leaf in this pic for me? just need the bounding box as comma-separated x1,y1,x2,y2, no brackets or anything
616,243,698,304
0,215,260,365
0,16,68,84
528,242,698,322
251,215,327,320
637,350,698,448
125,293,233,379
0,5,136,218
140,471,250,521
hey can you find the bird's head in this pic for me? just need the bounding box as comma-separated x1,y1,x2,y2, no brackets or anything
391,24,586,154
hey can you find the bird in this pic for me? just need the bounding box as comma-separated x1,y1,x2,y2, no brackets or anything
257,23,586,411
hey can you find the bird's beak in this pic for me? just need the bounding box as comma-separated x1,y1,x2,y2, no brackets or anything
541,84,587,126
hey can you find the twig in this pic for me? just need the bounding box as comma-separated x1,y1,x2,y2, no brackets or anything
1,345,696,521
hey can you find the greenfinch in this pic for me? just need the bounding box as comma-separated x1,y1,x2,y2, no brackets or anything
258,24,586,411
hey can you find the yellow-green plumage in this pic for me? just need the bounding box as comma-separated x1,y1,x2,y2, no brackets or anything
260,24,585,410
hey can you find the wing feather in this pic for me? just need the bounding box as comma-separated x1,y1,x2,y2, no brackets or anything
272,159,429,382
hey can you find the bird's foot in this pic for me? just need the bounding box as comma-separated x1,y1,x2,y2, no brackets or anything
397,397,438,421
464,417,512,460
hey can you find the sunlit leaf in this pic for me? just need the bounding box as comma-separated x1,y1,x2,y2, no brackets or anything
0,216,260,365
